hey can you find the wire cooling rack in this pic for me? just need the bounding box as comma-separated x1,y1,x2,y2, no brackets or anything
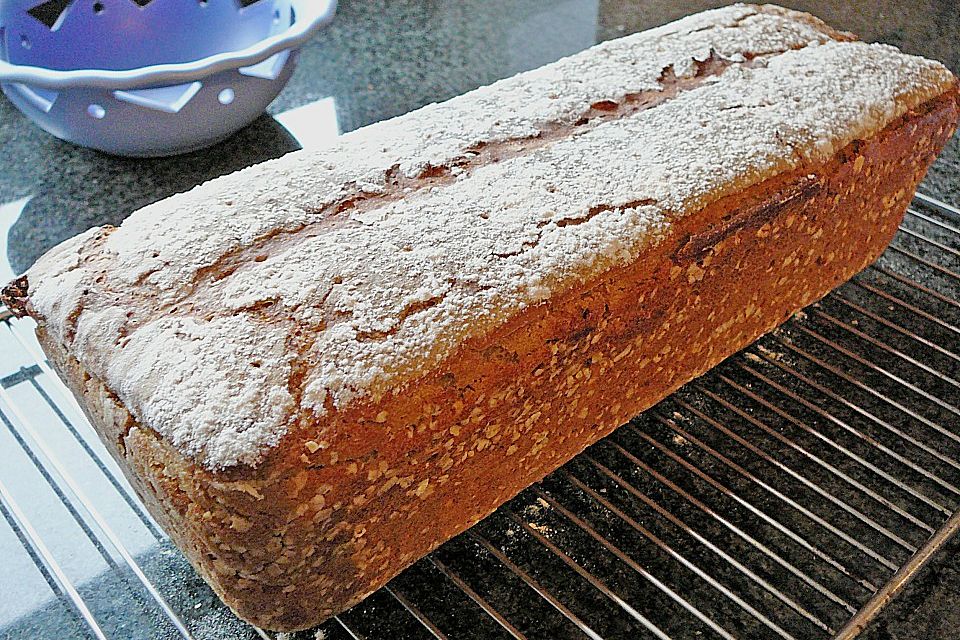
0,192,958,640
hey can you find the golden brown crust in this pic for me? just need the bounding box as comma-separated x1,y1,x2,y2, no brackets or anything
36,86,959,631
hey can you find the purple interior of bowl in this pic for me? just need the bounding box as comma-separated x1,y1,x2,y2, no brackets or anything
2,0,294,71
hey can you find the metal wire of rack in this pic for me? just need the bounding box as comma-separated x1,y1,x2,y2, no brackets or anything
0,191,958,640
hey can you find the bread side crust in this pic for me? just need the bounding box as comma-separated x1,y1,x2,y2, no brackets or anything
38,87,959,631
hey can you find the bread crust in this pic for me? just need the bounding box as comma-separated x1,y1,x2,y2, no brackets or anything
35,86,959,630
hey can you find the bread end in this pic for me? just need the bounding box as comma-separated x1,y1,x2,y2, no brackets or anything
1,275,30,319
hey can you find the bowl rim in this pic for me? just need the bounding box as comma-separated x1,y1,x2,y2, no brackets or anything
0,0,336,90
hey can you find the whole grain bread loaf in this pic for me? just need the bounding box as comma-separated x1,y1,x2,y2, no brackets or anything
3,3,958,631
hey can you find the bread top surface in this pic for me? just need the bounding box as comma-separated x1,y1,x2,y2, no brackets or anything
6,4,955,469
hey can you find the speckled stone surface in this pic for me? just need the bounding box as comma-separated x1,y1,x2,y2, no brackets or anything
861,530,960,640
0,1,957,638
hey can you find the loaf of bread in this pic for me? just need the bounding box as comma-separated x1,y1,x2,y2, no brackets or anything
3,3,958,631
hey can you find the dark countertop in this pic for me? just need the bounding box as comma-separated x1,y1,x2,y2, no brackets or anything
0,1,957,638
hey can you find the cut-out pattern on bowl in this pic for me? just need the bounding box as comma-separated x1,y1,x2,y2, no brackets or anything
26,0,71,30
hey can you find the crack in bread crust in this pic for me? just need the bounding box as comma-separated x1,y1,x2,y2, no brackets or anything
123,54,741,328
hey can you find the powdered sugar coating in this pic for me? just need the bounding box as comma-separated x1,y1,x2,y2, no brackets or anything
23,6,956,468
